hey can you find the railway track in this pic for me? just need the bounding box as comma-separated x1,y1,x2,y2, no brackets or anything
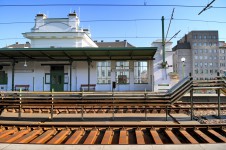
2,103,226,116
0,124,225,144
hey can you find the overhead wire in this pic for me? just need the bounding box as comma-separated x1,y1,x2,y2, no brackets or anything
0,18,226,25
0,3,225,8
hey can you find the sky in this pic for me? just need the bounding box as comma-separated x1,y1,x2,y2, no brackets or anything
0,0,225,48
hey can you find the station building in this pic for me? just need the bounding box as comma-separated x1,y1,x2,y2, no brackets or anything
0,12,158,92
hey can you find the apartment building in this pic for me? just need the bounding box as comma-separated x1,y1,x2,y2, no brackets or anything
172,30,226,80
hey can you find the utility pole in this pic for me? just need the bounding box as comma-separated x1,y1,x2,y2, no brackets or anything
161,16,165,67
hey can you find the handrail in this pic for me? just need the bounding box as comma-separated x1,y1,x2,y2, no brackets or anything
0,76,226,108
167,76,191,94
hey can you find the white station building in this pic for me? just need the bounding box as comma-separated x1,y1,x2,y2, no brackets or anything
0,12,159,92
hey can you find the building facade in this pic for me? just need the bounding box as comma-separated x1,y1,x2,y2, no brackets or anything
0,13,157,92
23,13,97,48
173,30,225,80
151,40,177,91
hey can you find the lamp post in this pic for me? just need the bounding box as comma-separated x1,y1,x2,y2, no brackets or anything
181,57,186,78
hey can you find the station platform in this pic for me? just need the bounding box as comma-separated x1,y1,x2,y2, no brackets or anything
0,143,225,150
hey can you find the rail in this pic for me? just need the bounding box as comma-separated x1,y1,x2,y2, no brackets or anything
0,124,225,145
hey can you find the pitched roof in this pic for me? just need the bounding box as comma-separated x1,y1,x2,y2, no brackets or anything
4,42,31,48
95,40,135,48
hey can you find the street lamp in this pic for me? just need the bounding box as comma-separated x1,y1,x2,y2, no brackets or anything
181,57,186,78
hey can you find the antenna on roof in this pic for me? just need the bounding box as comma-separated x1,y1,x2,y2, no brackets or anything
198,0,216,15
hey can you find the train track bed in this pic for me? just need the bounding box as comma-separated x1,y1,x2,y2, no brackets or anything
0,124,225,145
2,103,226,115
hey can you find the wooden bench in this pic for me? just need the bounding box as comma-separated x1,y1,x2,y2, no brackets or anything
80,84,96,91
15,85,29,91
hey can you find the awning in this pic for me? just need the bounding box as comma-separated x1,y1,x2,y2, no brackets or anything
0,47,157,62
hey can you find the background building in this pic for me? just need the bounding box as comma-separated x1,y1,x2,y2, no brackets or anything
173,30,223,80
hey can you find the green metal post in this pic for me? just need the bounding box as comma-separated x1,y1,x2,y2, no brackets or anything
162,16,165,66
69,61,73,92
12,60,15,91
88,60,91,91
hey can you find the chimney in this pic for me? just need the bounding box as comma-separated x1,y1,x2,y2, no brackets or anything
26,41,30,44
15,42,18,44
35,14,47,29
115,40,120,42
68,11,80,30
101,40,104,42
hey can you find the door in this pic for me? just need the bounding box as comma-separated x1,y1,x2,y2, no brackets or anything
50,66,64,92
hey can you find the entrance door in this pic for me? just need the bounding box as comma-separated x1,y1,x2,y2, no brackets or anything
50,66,64,92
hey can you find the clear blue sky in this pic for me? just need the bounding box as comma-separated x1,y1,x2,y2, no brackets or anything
0,0,225,48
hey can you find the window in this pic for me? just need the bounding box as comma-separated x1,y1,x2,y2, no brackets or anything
214,56,217,60
199,49,203,53
200,69,203,74
204,62,208,67
205,69,208,74
204,56,208,59
195,69,198,74
203,35,207,39
198,43,202,46
193,35,197,39
194,49,198,54
209,62,213,67
198,35,202,39
199,56,203,60
194,62,198,67
97,61,111,84
210,69,213,74
200,62,203,67
193,43,197,46
204,49,208,53
134,61,148,84
116,61,130,84
195,56,198,59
